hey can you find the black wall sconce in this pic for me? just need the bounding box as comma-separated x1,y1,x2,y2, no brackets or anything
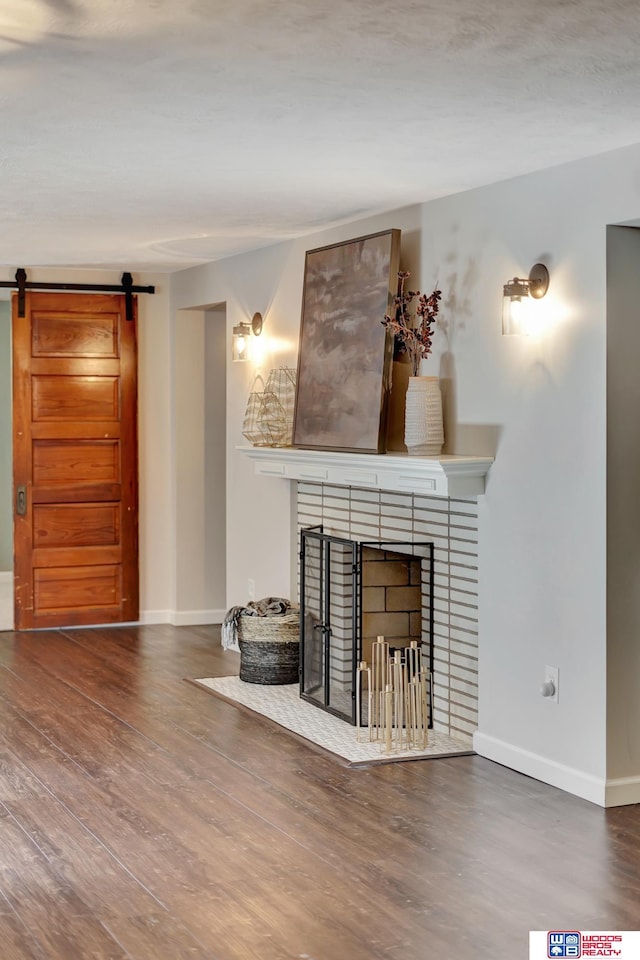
502,263,550,335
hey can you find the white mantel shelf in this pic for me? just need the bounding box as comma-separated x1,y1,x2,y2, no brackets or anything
238,446,493,499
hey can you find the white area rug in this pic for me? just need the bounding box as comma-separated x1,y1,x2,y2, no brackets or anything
193,676,474,766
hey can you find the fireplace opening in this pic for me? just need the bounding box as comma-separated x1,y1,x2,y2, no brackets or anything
299,526,434,725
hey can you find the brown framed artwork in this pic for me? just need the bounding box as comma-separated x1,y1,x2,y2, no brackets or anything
292,228,401,453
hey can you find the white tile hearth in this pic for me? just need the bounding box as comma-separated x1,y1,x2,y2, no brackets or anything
193,676,473,766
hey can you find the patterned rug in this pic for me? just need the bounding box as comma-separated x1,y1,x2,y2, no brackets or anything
191,676,474,766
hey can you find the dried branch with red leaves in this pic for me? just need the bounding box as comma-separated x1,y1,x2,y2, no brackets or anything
382,271,441,377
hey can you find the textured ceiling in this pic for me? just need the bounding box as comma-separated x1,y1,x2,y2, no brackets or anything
1,0,640,270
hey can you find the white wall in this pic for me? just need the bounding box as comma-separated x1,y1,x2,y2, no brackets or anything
169,307,227,624
124,271,174,622
168,141,640,804
426,165,610,800
606,225,640,799
170,205,423,609
174,310,207,617
204,307,227,612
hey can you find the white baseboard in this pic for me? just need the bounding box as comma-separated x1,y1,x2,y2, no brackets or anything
171,609,226,626
1,606,225,630
473,731,607,807
604,776,640,807
140,609,225,626
139,610,173,625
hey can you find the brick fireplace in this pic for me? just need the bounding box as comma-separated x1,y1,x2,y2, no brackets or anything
297,481,479,746
361,545,424,663
241,444,491,748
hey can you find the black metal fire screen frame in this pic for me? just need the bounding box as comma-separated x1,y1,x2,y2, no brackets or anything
300,526,434,726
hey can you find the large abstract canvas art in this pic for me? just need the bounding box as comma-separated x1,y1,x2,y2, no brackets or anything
292,228,401,453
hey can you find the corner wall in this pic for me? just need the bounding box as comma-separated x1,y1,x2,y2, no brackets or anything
169,307,227,625
169,205,424,612
606,225,640,803
422,162,609,801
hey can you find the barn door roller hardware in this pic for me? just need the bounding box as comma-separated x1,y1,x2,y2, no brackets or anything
0,269,155,321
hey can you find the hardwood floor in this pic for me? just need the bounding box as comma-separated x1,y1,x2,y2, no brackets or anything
0,624,638,960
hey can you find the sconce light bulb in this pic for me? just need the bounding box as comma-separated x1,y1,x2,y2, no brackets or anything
510,296,524,318
511,296,532,335
502,264,549,336
232,321,252,361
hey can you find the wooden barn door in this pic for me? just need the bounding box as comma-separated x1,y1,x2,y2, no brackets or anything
12,291,138,629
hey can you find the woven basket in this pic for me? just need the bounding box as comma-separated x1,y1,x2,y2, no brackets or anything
238,612,300,684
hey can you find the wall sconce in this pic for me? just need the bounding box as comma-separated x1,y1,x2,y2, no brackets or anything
232,312,264,362
232,322,251,361
502,263,549,335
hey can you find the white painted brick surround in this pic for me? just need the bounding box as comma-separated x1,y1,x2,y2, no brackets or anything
297,482,478,745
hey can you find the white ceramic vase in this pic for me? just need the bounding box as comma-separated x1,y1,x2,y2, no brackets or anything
404,376,444,456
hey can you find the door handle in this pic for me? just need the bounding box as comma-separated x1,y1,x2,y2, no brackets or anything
16,485,27,516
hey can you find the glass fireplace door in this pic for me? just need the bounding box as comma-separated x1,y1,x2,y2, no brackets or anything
300,529,358,723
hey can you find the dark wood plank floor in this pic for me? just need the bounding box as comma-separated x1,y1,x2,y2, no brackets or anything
0,625,638,960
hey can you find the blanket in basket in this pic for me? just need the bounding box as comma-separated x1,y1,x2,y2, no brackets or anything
221,597,293,652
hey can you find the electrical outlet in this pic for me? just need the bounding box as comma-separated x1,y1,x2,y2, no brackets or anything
541,665,559,703
247,578,255,601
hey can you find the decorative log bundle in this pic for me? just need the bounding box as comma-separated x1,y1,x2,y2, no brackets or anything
356,636,430,753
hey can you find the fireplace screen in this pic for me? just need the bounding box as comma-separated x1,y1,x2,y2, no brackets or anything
300,527,434,725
